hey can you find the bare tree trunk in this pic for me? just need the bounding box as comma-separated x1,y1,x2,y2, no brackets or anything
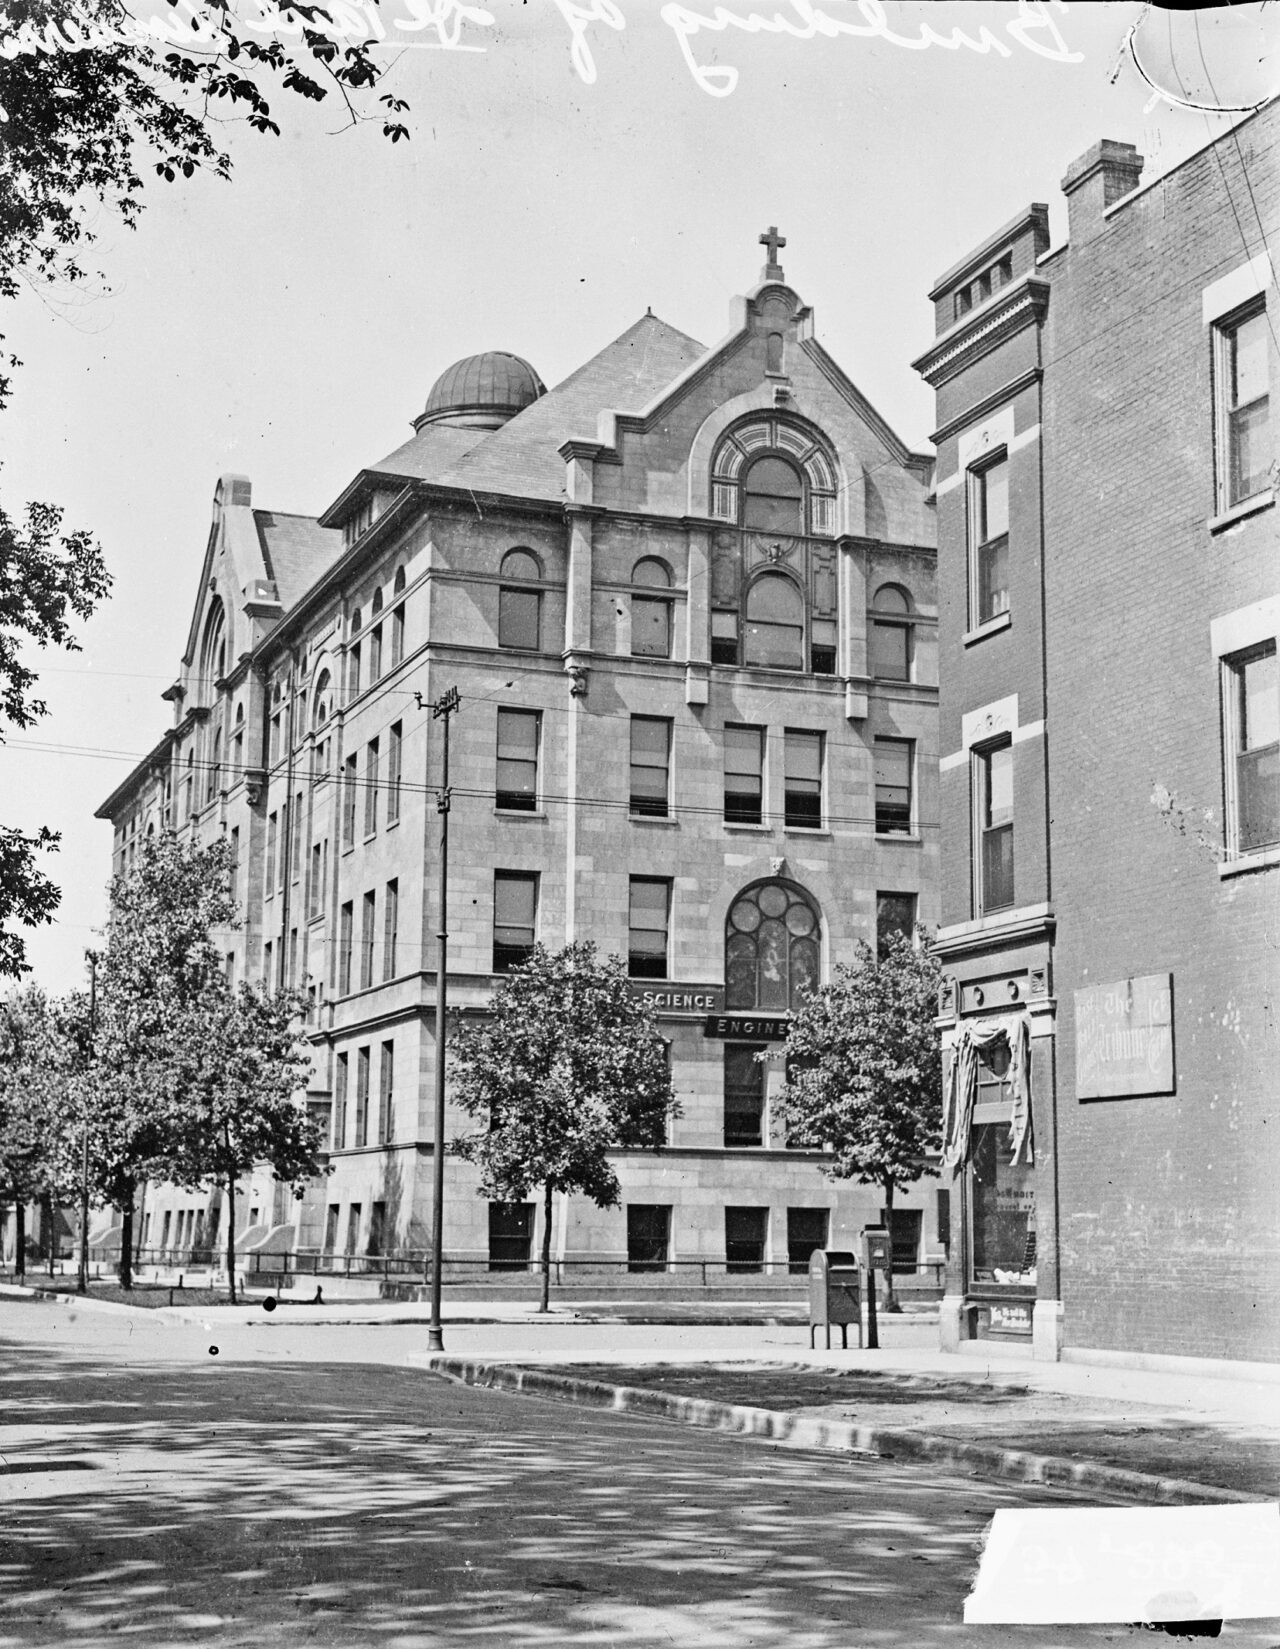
883,1177,899,1313
118,1184,134,1290
14,1201,25,1284
226,1180,237,1304
538,1182,553,1314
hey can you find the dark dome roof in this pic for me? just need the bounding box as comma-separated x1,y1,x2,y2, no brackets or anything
415,351,546,431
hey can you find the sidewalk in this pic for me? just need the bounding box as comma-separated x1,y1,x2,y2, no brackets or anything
7,1280,1277,1506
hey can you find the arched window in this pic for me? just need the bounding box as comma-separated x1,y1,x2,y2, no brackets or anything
744,573,805,670
393,565,406,596
207,727,222,802
312,670,331,729
743,455,804,534
870,583,914,682
350,608,362,636
184,750,195,821
499,548,543,651
631,557,673,659
371,588,383,616
724,880,821,1011
232,704,245,776
199,600,226,702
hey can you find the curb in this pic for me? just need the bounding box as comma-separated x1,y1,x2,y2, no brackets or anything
417,1355,1258,1508
0,1282,162,1318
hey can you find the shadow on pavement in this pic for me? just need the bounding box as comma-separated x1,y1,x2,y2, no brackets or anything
0,1338,1164,1648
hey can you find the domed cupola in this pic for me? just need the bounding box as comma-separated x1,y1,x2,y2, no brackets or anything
413,351,546,432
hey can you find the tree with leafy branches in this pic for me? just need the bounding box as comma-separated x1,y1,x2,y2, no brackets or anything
450,942,678,1313
154,976,319,1302
0,982,83,1278
93,832,319,1295
0,0,410,976
774,931,942,1311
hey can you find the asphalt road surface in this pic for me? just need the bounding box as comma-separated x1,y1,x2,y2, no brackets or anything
2,1299,1275,1648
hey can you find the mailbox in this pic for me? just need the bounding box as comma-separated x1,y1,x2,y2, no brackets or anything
862,1226,892,1271
808,1249,863,1350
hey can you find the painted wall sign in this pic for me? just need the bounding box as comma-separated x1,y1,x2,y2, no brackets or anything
1074,972,1175,1099
703,1013,790,1041
629,984,723,1014
988,1302,1032,1334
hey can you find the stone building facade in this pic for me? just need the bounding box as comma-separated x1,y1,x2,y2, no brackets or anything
97,243,941,1284
915,109,1278,1363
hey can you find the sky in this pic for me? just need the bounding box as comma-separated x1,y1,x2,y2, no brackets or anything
2,0,1275,996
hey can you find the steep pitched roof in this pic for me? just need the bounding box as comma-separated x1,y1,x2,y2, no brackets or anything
367,422,487,484
254,510,345,611
428,314,707,502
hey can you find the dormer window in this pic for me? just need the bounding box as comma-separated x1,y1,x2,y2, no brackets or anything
344,497,374,549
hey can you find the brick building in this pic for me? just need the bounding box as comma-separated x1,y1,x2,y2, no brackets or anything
96,240,942,1285
915,108,1277,1363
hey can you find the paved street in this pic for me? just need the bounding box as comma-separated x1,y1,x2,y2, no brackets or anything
3,1299,1279,1647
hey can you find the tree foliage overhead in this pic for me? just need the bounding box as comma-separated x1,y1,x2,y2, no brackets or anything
450,942,677,1310
0,981,85,1272
775,932,942,1305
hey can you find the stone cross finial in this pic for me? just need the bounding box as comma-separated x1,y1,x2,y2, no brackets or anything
759,225,786,279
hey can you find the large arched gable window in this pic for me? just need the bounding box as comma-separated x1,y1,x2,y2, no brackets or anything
710,417,836,536
725,879,821,1011
199,600,227,700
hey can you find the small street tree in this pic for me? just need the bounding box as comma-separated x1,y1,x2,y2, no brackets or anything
0,984,81,1279
450,943,678,1313
774,932,943,1311
154,979,320,1304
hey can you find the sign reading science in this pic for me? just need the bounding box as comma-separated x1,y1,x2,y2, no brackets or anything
628,984,723,1015
1074,973,1175,1100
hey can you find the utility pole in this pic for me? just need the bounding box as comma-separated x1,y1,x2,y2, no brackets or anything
427,685,460,1353
77,950,97,1295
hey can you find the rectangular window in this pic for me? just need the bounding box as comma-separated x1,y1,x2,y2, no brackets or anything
347,642,361,701
355,1046,370,1148
970,454,1009,625
288,926,298,984
881,1207,923,1276
269,710,283,766
262,939,273,986
724,724,763,824
265,811,278,898
391,604,405,669
369,624,383,683
496,708,540,811
378,1041,394,1144
627,1205,672,1273
628,877,670,979
631,595,672,658
499,585,540,651
383,879,398,979
333,1053,348,1150
493,871,537,972
488,1201,535,1270
345,1202,362,1256
360,889,376,989
364,738,379,837
629,716,671,818
976,741,1014,912
870,619,911,681
338,901,353,995
784,730,823,828
342,754,357,849
308,842,323,919
723,1043,766,1147
290,791,303,882
368,1200,387,1258
810,618,837,676
876,891,917,959
787,1207,829,1275
1216,303,1270,509
387,722,402,825
1224,643,1279,855
711,609,740,666
724,1206,768,1274
324,1204,339,1253
229,826,239,905
874,737,913,834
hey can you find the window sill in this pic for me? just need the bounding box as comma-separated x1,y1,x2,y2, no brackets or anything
1209,490,1274,534
386,817,400,831
362,832,377,845
963,611,1012,647
1219,844,1280,878
875,831,922,845
495,808,547,820
784,826,831,837
723,821,769,833
630,814,679,827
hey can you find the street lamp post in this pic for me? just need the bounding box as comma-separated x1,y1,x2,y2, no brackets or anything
427,685,460,1353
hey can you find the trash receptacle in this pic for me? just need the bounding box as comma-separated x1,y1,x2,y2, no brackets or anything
808,1249,863,1349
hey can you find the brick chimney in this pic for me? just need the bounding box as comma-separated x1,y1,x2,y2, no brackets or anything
1061,140,1144,243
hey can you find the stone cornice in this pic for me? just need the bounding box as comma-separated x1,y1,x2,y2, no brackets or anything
913,279,1049,390
932,903,1055,961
